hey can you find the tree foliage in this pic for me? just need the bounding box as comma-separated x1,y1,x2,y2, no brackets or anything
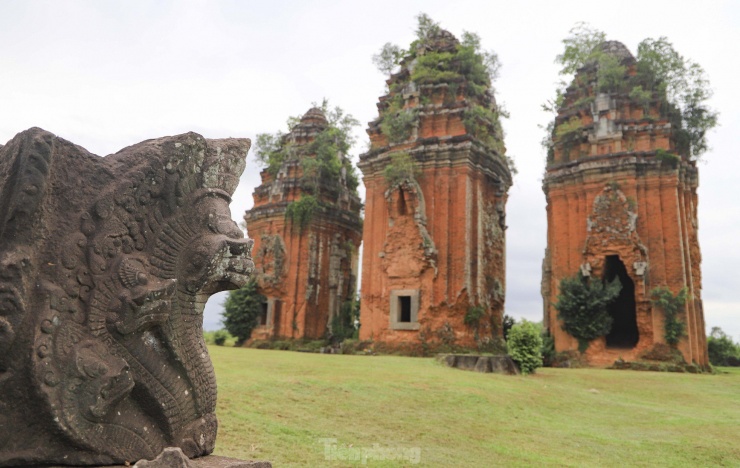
507,320,543,375
372,42,405,76
636,38,718,158
379,96,418,144
222,280,266,345
254,131,289,176
650,286,688,346
554,272,621,352
503,314,515,341
545,23,718,161
555,22,607,76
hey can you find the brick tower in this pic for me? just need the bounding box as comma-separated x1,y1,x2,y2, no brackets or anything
358,29,512,350
542,41,708,366
244,108,363,340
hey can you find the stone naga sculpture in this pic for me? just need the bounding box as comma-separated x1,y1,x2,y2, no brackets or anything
0,128,254,466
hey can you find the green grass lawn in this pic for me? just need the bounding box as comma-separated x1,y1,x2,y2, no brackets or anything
210,346,740,467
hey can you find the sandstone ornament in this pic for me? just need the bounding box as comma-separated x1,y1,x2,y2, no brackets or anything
0,128,254,466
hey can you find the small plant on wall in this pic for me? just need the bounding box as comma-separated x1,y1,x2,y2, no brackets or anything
554,272,621,352
650,286,688,346
383,152,420,188
285,195,319,232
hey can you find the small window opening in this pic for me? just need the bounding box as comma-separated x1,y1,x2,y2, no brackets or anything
398,296,412,323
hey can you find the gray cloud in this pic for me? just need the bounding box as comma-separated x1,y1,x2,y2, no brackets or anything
2,0,737,340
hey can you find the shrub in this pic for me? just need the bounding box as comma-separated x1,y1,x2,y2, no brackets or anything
507,320,543,375
655,148,681,169
541,331,556,367
213,329,229,346
380,108,418,144
650,286,688,346
464,305,485,328
554,272,621,352
463,105,506,156
222,280,266,345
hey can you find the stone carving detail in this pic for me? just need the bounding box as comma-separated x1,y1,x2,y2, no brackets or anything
585,185,644,253
0,128,253,466
254,234,286,286
583,184,648,280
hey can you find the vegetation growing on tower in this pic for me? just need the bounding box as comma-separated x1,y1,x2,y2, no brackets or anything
650,286,688,346
254,99,360,193
253,100,361,228
543,23,718,162
372,13,513,173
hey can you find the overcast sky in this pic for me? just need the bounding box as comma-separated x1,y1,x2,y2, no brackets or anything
1,0,737,339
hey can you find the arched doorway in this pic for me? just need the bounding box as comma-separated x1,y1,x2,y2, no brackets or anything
603,255,639,348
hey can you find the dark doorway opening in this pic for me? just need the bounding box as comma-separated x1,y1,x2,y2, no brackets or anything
259,301,268,326
397,188,408,215
398,296,412,323
603,255,638,348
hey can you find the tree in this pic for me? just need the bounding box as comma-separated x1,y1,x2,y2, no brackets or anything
372,42,404,75
707,327,740,367
636,37,718,159
502,314,515,341
331,298,360,343
222,280,266,345
555,22,606,76
554,272,621,352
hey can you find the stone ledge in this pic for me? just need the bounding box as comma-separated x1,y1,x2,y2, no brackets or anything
45,454,271,468
190,455,272,468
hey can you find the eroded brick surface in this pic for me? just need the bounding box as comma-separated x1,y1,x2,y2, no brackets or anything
542,42,707,366
358,30,512,349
